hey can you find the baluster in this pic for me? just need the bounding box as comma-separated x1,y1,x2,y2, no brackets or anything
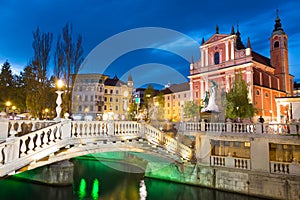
72,123,77,137
20,139,27,156
9,122,17,138
0,148,3,165
49,129,55,143
27,135,35,154
42,131,48,146
35,133,42,149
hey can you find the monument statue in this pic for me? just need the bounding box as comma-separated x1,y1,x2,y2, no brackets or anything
202,80,219,112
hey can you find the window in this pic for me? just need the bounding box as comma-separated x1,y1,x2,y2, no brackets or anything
184,93,186,98
116,90,119,94
116,106,118,110
90,105,93,111
116,98,118,102
110,97,113,102
104,105,107,110
256,90,260,95
85,95,88,101
195,92,199,98
79,106,82,112
274,41,279,48
110,89,113,94
105,89,107,93
265,92,269,98
214,52,220,64
233,141,240,147
90,95,94,101
104,97,107,102
224,141,230,146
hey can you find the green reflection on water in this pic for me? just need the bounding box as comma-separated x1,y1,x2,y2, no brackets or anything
78,178,86,199
91,179,99,200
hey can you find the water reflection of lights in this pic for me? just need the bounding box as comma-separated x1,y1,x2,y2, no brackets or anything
78,178,99,200
139,180,147,200
79,178,87,199
91,179,99,200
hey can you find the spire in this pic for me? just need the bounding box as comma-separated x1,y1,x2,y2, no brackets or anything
247,37,251,48
201,37,205,45
191,56,194,64
273,8,285,34
235,23,245,50
128,73,133,82
231,26,235,35
215,25,219,34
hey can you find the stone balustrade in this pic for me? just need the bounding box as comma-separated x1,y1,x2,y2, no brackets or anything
270,160,300,175
184,121,300,135
210,155,251,170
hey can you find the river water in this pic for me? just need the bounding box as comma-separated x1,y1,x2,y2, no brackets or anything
0,157,267,200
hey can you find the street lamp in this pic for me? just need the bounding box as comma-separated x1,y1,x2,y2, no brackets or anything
5,101,11,118
45,108,49,120
12,106,16,120
55,79,64,121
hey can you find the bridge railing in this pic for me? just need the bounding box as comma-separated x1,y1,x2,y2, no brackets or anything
71,120,141,137
144,124,192,161
0,121,67,177
184,121,300,135
0,120,57,140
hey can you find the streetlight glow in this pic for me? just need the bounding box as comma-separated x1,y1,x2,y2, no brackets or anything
56,79,64,89
5,101,11,107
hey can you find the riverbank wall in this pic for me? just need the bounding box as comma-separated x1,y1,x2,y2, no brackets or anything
145,162,300,200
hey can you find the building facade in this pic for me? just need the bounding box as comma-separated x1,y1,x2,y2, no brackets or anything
72,74,133,120
189,12,294,122
160,82,190,122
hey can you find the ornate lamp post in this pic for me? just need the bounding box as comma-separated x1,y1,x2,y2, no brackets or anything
55,80,64,121
44,108,49,120
12,106,16,120
5,101,11,118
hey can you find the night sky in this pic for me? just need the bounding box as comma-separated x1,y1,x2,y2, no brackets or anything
0,0,299,88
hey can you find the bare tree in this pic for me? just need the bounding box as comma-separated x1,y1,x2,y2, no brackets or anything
54,23,84,113
27,27,53,118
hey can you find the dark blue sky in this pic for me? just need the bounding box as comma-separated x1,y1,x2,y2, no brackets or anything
0,0,300,86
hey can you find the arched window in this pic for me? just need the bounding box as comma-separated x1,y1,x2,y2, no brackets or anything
214,52,220,64
274,41,279,48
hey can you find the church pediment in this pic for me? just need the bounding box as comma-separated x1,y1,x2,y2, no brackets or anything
204,34,230,45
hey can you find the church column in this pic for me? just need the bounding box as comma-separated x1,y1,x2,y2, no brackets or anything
246,70,253,103
189,81,193,101
200,80,204,99
205,49,209,66
230,40,235,60
225,42,229,61
225,75,230,92
201,49,204,67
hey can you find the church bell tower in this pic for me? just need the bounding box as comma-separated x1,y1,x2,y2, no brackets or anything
270,9,292,94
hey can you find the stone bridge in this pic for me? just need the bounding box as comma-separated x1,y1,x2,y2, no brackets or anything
0,120,192,178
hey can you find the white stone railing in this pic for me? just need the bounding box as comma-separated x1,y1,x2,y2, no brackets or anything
270,161,300,175
144,124,192,161
184,121,300,135
210,155,251,170
3,120,57,139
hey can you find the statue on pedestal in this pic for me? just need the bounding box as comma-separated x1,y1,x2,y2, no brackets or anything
202,80,219,113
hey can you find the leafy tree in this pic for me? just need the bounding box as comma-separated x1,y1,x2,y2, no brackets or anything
0,61,15,111
156,91,165,121
184,101,200,119
143,84,155,120
225,71,255,120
